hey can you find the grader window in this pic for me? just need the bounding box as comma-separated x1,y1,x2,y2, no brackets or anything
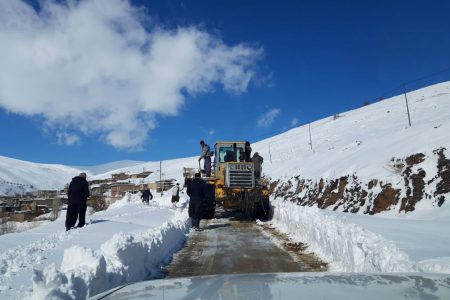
219,146,245,163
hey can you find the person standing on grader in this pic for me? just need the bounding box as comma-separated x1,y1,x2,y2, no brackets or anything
171,183,181,208
199,140,212,177
187,173,206,230
66,172,90,231
244,141,252,162
252,152,264,181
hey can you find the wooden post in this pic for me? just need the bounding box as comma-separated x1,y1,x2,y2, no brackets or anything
308,123,313,150
403,84,412,127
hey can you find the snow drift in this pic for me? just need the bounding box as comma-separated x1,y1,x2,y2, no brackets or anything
269,199,416,272
29,195,191,299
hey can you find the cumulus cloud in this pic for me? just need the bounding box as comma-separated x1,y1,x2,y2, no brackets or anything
290,117,299,127
0,0,262,149
257,108,280,128
56,132,81,146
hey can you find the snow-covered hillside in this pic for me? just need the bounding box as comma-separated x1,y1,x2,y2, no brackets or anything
0,158,149,196
1,81,450,299
253,81,450,216
74,160,146,175
0,156,83,195
3,82,449,216
0,155,200,196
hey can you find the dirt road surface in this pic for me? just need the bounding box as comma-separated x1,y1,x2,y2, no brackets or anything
164,217,327,278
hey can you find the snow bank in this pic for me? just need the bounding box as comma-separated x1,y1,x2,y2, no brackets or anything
31,213,190,298
419,258,450,274
0,219,50,235
270,198,417,272
23,194,191,299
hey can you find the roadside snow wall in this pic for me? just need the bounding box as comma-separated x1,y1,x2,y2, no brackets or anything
30,214,190,299
270,198,417,272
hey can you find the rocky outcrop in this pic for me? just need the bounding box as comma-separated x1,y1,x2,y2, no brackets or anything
434,148,450,205
271,148,449,215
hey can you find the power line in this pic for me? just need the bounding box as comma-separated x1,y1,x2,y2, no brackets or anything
407,65,450,85
374,66,450,102
205,66,450,151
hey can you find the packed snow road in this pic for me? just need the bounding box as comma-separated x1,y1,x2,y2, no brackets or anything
165,216,327,278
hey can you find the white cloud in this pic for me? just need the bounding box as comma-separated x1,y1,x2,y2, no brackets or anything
0,0,262,149
208,129,215,136
257,108,280,128
291,118,299,127
56,132,81,146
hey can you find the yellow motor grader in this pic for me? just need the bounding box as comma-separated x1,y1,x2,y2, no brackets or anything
184,141,271,220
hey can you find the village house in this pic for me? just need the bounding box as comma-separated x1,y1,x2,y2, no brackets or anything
110,182,138,197
138,183,152,190
37,190,58,198
89,179,110,185
9,211,34,222
90,183,111,196
131,171,152,179
154,179,176,192
111,173,131,181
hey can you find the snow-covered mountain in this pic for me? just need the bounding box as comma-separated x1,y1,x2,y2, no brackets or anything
0,158,149,196
74,160,146,175
1,81,450,299
255,81,450,217
1,81,449,217
0,156,83,195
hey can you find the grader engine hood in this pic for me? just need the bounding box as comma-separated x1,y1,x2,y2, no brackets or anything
225,163,254,188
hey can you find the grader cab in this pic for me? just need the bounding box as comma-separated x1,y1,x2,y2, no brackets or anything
185,141,271,220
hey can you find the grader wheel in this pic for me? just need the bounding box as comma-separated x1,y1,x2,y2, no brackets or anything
250,187,271,221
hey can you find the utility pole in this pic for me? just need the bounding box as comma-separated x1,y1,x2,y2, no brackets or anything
403,83,412,127
308,123,313,151
159,161,163,196
269,143,272,164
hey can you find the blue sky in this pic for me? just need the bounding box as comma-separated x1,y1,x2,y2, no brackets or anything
1,0,450,166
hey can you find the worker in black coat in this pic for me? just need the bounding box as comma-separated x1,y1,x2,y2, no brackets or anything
65,172,90,231
244,141,252,162
141,189,153,204
187,173,206,230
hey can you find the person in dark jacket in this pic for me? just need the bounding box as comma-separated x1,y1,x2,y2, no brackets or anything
224,150,235,162
141,189,153,204
201,183,216,220
187,173,206,230
244,141,252,162
252,152,264,181
65,172,90,231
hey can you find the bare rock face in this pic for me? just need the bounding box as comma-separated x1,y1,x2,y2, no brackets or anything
372,184,400,214
434,148,450,203
271,148,449,215
405,153,426,166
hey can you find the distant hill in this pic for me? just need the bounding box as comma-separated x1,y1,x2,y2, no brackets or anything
74,160,146,175
0,158,150,196
0,156,82,195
